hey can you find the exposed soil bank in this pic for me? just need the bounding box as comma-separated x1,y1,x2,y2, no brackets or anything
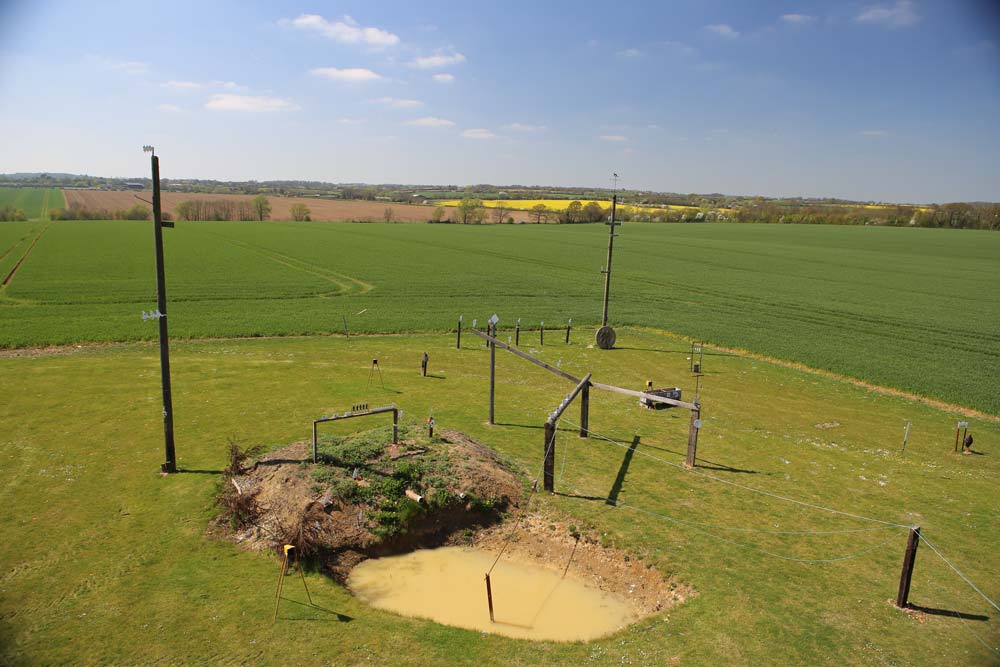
218,428,691,635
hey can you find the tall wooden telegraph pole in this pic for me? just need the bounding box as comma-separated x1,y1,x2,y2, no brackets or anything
144,145,177,473
596,174,620,350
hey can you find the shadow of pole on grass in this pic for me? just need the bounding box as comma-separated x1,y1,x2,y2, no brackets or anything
606,435,640,506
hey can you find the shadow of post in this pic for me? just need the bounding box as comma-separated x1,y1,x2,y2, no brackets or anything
607,435,640,506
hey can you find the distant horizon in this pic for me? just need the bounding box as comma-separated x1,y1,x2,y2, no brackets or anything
3,170,992,206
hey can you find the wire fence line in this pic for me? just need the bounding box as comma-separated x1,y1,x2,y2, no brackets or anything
554,418,998,652
486,420,559,577
920,535,1000,614
553,457,903,563
561,418,908,529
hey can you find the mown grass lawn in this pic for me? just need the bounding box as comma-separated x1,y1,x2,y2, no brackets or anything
1,328,996,665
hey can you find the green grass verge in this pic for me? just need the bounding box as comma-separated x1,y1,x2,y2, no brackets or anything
0,330,996,665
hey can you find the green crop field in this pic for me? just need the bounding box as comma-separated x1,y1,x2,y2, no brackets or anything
1,221,997,414
0,330,996,665
0,187,63,220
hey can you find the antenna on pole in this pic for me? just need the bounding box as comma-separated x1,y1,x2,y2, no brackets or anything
144,144,177,473
596,171,620,350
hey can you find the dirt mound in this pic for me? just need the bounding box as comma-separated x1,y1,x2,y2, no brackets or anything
217,426,690,624
222,428,522,580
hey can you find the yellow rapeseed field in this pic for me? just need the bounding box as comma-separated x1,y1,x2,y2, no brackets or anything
436,199,700,214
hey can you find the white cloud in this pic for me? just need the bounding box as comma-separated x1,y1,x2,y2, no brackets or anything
616,48,642,58
505,123,547,132
163,80,204,91
780,13,816,24
409,52,466,69
205,94,300,112
282,14,399,46
859,130,887,136
370,97,423,108
89,55,148,75
162,80,246,93
432,73,455,83
310,67,382,82
157,104,183,113
405,117,455,127
856,1,920,28
599,135,628,142
704,24,739,38
337,117,366,124
461,128,497,139
657,40,698,57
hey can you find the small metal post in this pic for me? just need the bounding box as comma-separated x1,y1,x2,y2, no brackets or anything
489,327,496,425
312,421,318,464
515,319,520,346
895,527,921,608
543,420,556,492
579,384,589,438
540,321,544,346
685,402,701,468
343,315,349,338
485,573,495,623
392,409,399,444
565,318,571,344
902,420,911,452
273,547,290,622
457,316,462,349
421,351,428,377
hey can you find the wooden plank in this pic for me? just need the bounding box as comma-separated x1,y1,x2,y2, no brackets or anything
549,373,593,423
471,327,698,410
469,328,580,383
590,381,698,410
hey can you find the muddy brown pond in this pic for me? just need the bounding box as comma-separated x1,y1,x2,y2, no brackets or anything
348,546,637,641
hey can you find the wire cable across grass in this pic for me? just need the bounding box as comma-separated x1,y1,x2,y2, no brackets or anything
561,418,908,529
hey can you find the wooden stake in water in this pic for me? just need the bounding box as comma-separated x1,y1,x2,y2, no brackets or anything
485,573,495,622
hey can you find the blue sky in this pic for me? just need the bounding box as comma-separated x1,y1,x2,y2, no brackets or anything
0,0,997,203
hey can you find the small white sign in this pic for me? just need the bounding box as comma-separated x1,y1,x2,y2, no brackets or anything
958,421,969,428
489,314,499,325
694,419,702,429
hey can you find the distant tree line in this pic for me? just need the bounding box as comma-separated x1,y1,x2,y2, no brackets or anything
728,201,1000,230
50,203,151,220
174,195,273,222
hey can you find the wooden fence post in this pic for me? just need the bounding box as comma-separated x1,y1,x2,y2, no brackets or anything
685,402,701,468
543,420,556,492
895,526,920,608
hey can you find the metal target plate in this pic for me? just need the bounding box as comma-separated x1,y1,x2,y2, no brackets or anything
595,325,616,349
